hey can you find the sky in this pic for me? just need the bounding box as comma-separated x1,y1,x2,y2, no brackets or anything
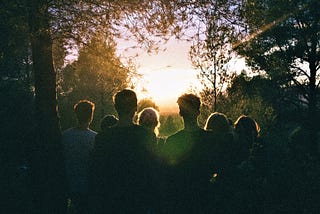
117,36,247,113
65,34,203,113
118,38,203,113
66,35,246,113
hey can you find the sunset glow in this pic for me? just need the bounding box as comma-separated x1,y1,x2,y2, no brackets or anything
119,39,203,113
119,37,246,113
137,67,201,113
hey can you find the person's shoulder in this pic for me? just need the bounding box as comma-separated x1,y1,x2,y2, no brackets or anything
96,126,117,139
132,124,147,131
94,127,119,152
157,137,166,145
198,128,211,136
110,124,146,136
131,124,154,135
166,130,184,143
134,124,157,142
187,128,208,138
209,130,235,142
132,124,151,131
83,128,97,139
61,127,78,142
88,128,97,135
62,127,76,135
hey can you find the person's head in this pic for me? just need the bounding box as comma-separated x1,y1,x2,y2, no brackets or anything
74,100,95,127
113,89,137,119
137,107,160,135
205,112,230,133
100,114,118,131
177,93,201,119
234,115,260,142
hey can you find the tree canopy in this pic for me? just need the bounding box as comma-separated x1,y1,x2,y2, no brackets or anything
234,0,320,150
235,1,319,114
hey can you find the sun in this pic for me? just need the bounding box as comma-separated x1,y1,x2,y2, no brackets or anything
136,68,201,113
118,37,204,113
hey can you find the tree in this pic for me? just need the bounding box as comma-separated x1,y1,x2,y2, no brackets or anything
25,1,68,212
0,79,35,213
5,0,191,212
235,0,320,153
58,33,131,131
137,98,160,113
189,0,241,111
159,114,183,137
220,73,277,134
0,1,32,81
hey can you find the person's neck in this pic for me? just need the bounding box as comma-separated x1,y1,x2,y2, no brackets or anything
117,116,134,127
183,118,199,131
77,123,90,130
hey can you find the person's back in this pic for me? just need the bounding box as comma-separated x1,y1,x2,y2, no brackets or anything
204,112,235,178
234,115,264,166
62,100,97,214
90,89,158,213
63,128,96,192
164,94,215,213
137,107,166,156
92,125,157,213
225,115,266,214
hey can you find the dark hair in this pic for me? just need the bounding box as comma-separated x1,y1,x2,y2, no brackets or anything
177,93,201,117
234,115,260,141
114,89,137,116
205,112,230,133
74,100,95,124
101,114,118,130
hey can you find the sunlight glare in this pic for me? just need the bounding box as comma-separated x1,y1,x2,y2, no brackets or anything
137,68,201,113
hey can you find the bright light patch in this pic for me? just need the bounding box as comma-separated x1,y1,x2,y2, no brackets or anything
137,68,201,113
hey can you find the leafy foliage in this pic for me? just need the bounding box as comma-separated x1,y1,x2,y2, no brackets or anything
137,98,160,113
159,114,183,137
0,1,32,80
235,0,320,129
216,74,277,135
189,0,241,111
58,33,130,131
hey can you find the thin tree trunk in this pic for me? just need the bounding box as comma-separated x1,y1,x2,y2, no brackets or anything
308,56,318,156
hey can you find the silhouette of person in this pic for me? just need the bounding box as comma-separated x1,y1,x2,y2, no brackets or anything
137,107,160,136
204,112,235,159
205,112,231,134
228,115,266,213
136,107,169,212
62,100,97,214
137,107,166,144
90,89,158,213
234,115,262,164
204,111,235,171
164,93,214,213
100,114,118,131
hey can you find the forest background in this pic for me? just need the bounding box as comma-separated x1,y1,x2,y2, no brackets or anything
1,0,319,213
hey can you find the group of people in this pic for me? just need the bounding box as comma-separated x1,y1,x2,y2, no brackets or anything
62,89,265,214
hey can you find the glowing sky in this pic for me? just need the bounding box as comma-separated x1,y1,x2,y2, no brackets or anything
117,37,247,113
118,38,203,113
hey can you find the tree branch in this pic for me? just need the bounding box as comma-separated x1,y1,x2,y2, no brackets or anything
290,64,310,78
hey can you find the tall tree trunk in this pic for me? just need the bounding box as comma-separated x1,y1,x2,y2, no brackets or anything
28,1,66,213
308,56,318,156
